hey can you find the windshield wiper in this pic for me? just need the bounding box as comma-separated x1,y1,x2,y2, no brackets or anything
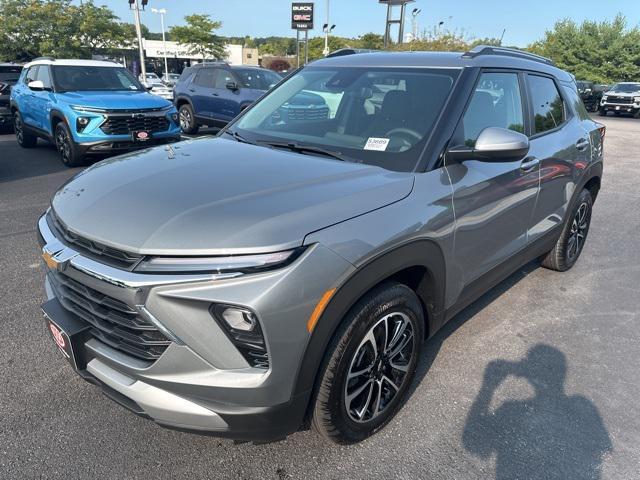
257,141,348,162
222,129,255,145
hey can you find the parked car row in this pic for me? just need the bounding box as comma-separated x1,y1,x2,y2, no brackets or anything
598,82,640,118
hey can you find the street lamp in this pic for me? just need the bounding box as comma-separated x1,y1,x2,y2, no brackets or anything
128,0,147,80
151,7,169,79
322,0,336,56
323,23,336,56
411,8,421,41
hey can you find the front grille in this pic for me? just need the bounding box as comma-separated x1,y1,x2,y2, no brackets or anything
47,210,143,270
48,271,171,361
607,96,633,104
283,106,329,121
100,114,170,135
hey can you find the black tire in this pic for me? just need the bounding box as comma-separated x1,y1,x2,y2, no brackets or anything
311,283,424,444
598,109,607,117
178,103,199,134
54,122,84,167
14,111,37,148
541,188,593,272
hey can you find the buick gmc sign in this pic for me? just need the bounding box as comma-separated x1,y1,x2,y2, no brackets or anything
291,2,314,30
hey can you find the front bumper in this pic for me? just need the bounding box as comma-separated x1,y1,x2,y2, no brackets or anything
600,102,640,114
37,214,353,440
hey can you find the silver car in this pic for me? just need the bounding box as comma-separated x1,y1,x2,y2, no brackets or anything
38,46,604,444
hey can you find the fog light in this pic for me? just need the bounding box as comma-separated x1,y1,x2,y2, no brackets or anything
76,116,90,132
221,307,257,332
210,304,269,368
170,112,179,123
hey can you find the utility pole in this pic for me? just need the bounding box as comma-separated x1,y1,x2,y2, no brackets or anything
151,8,169,78
131,0,147,80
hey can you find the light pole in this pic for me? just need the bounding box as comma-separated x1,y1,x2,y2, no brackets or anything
151,7,169,79
322,0,333,56
411,8,421,41
323,23,336,56
129,0,147,80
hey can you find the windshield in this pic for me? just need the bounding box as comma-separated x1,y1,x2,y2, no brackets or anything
234,68,282,90
230,67,458,172
51,66,144,92
0,66,22,82
610,83,640,93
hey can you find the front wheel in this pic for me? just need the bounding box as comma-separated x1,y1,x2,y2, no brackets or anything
178,104,199,134
311,283,424,444
55,122,84,167
598,109,607,117
541,188,593,272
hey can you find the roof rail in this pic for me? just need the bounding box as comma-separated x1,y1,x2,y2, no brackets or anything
32,56,56,62
462,45,555,66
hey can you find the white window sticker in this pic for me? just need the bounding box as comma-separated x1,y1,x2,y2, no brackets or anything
364,137,390,151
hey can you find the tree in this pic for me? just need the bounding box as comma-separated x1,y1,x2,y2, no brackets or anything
74,1,130,56
359,33,384,50
170,14,226,60
529,15,640,83
0,0,79,61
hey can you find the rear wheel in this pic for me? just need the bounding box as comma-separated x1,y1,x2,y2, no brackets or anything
54,122,84,167
541,188,593,272
14,111,37,148
311,283,424,444
178,103,199,134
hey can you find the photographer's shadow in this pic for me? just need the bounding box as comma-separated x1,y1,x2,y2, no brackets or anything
462,344,611,480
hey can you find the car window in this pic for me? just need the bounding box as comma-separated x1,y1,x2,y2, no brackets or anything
214,70,234,89
563,86,590,121
527,75,566,135
232,67,458,172
193,68,217,88
0,65,22,82
460,72,524,147
51,66,144,92
35,66,52,89
25,66,38,84
233,69,281,90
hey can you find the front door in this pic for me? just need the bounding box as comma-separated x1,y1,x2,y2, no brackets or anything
445,71,540,293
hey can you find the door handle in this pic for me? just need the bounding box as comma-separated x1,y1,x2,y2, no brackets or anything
520,157,540,172
211,93,219,96
576,138,590,151
188,88,195,92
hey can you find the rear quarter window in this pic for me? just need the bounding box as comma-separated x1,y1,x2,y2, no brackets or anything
527,75,566,135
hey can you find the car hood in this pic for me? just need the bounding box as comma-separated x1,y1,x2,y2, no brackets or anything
51,137,414,255
605,90,640,97
56,91,172,109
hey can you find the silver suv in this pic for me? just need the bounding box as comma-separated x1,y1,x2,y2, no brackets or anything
38,46,604,444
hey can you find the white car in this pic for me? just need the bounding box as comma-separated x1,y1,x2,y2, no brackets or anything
140,73,174,101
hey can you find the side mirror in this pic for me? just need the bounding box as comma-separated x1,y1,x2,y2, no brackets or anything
226,81,239,91
28,80,45,91
448,127,530,162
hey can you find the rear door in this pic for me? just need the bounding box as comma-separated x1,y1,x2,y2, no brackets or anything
189,67,218,119
525,74,585,243
445,71,540,289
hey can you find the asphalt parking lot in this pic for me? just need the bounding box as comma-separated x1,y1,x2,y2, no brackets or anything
1,116,639,479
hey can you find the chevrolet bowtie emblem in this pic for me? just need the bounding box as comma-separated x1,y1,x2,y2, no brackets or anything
42,245,77,272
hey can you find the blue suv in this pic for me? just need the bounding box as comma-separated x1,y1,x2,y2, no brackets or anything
10,58,181,166
174,63,281,134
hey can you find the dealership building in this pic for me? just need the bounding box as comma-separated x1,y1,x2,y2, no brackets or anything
102,39,259,76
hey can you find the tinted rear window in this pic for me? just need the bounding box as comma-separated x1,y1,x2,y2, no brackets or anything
0,66,22,82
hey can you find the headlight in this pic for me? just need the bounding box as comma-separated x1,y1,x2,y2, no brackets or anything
70,105,108,114
133,248,304,274
634,97,640,103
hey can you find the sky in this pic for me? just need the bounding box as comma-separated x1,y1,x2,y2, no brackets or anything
97,0,640,47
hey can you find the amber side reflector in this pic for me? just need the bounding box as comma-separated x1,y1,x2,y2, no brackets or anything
307,288,336,333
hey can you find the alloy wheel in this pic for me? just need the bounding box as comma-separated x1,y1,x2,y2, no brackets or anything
567,201,590,262
56,126,71,164
179,108,191,130
14,114,23,144
344,312,415,423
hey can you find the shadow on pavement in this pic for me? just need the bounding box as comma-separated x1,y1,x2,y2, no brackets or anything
404,260,611,479
462,344,611,479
